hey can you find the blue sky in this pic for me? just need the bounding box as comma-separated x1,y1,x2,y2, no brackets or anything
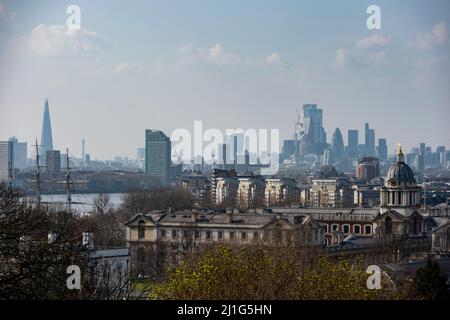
0,0,449,160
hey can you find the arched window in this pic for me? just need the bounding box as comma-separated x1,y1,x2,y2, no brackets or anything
138,220,145,239
365,225,372,234
354,225,361,234
343,224,350,234
385,217,393,234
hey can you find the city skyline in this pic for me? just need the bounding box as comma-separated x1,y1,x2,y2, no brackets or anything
0,0,449,159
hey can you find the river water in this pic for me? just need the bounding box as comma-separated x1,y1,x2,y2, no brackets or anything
27,193,126,214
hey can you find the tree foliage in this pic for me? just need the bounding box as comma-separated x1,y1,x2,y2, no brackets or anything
411,257,449,301
151,245,399,300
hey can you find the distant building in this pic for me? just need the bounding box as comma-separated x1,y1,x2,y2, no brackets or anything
310,177,352,208
210,169,237,206
0,141,13,182
236,176,265,209
145,130,171,187
353,184,381,207
46,150,61,175
40,98,53,165
299,104,327,155
364,123,376,157
377,138,388,162
347,130,359,159
331,128,345,163
432,219,450,255
282,139,296,160
356,157,380,182
216,177,239,205
265,178,300,207
8,137,27,170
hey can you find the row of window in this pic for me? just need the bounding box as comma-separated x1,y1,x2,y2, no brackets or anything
323,223,372,235
158,229,266,241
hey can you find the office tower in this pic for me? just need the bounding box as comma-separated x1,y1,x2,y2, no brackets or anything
377,138,388,162
227,132,244,154
232,135,237,165
46,150,61,175
436,146,446,168
0,141,13,182
418,143,425,171
40,98,54,164
347,130,358,159
82,139,85,162
356,157,380,182
282,140,296,160
8,137,27,170
331,128,345,162
364,123,376,156
85,154,91,164
217,143,228,168
322,148,331,166
300,104,327,155
145,130,171,187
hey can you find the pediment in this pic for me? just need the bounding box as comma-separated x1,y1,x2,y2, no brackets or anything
124,213,157,227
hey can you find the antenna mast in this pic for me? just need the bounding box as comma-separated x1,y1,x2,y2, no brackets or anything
66,148,72,214
7,145,13,188
34,138,41,207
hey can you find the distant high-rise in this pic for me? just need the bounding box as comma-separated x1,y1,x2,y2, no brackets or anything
40,98,54,164
145,130,171,187
0,141,14,182
418,143,425,171
364,123,376,156
46,150,61,175
300,104,327,155
82,139,86,162
282,139,296,160
331,128,345,162
347,130,358,159
377,138,388,162
8,137,27,170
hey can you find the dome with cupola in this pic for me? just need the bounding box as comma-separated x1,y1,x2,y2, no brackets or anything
386,145,415,184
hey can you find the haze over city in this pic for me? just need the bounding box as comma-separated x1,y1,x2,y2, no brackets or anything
0,0,449,160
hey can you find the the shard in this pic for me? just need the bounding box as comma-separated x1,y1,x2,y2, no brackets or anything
40,98,53,163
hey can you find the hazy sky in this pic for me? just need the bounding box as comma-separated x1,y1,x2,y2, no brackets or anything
0,0,449,160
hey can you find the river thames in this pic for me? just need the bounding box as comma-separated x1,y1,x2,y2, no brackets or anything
26,193,126,214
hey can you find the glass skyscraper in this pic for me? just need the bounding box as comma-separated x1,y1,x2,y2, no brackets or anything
145,130,171,187
40,98,53,165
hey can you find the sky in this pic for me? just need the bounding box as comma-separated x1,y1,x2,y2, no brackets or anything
0,0,449,160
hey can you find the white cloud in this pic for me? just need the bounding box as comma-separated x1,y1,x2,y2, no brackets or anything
265,52,281,64
110,62,143,75
334,48,389,67
14,24,114,57
177,43,241,66
415,21,448,50
356,34,391,48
